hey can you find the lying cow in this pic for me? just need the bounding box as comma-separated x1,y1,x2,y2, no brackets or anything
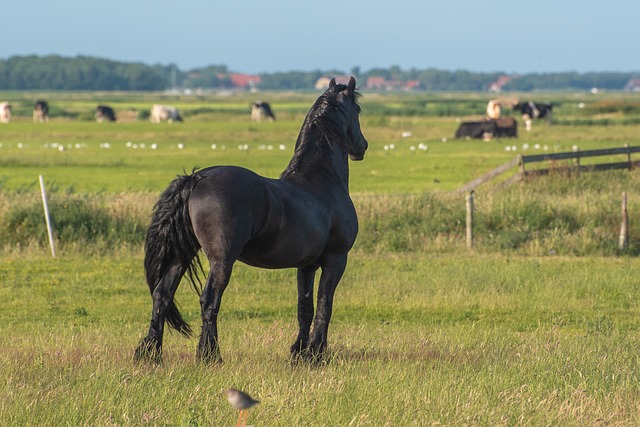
251,101,276,122
493,117,517,138
33,100,49,122
96,105,116,122
455,120,497,139
0,102,11,123
150,104,183,123
512,101,552,131
455,118,517,140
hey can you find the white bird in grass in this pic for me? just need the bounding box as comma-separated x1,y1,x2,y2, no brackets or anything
225,388,260,427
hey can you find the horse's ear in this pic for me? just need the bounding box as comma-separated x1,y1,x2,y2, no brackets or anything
329,78,336,89
347,76,356,94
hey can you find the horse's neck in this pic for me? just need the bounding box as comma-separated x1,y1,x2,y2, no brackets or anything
281,126,350,189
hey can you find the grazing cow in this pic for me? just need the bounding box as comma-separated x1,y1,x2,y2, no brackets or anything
512,101,553,131
150,104,183,123
486,99,502,119
95,105,116,122
251,101,276,122
33,100,49,122
0,102,11,123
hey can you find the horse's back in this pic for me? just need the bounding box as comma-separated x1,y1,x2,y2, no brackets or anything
189,165,273,226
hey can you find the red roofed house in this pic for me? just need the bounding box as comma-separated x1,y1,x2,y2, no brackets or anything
488,75,512,92
624,79,640,92
229,73,261,89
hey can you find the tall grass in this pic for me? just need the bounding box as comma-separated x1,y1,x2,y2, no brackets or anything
2,169,638,256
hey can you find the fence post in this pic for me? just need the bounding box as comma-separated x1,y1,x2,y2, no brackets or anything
466,191,474,250
625,143,632,170
518,154,525,176
39,175,57,257
619,192,628,250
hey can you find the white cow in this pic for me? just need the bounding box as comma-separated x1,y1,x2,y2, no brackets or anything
486,99,502,120
150,104,183,123
0,102,11,123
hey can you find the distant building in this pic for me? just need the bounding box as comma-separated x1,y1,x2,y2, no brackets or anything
624,79,640,92
364,76,421,92
365,76,387,90
404,80,421,91
314,75,419,92
314,75,352,90
488,75,512,92
229,73,261,89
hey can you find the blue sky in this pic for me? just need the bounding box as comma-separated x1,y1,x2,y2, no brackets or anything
3,0,638,74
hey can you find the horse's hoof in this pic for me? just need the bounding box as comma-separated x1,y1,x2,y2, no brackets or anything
196,348,223,365
290,346,327,366
134,339,162,364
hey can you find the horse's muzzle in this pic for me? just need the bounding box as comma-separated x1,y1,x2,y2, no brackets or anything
349,138,368,161
349,152,365,161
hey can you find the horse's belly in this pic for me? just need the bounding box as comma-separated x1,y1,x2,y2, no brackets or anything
238,234,326,269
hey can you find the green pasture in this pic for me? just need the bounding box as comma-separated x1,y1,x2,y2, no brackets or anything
1,252,639,426
1,90,640,425
1,90,640,194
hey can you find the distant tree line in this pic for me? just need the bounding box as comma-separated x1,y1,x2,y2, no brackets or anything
0,55,166,91
0,55,637,92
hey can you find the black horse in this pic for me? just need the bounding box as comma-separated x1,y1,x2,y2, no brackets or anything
135,77,368,364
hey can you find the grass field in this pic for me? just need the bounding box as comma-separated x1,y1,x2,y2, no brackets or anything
1,252,639,426
1,90,640,425
1,90,640,194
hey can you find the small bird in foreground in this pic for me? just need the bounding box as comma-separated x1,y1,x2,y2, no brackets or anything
225,388,260,427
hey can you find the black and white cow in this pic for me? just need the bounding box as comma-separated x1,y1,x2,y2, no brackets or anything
0,102,11,123
512,101,552,131
95,105,116,122
150,104,183,123
33,100,49,122
251,101,276,122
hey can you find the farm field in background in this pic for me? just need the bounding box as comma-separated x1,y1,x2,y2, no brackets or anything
1,90,640,425
1,90,640,194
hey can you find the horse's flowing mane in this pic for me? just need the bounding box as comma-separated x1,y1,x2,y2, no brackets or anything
281,83,360,178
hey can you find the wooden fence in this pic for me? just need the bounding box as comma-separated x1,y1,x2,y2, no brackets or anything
458,145,640,193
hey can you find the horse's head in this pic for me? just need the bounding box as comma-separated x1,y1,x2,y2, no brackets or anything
329,76,368,161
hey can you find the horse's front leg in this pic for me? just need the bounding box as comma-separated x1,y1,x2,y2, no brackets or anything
197,262,232,364
309,254,347,360
290,266,317,359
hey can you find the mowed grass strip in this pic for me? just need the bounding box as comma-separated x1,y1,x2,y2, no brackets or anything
1,252,639,426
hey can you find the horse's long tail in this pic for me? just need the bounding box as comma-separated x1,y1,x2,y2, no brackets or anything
144,172,205,338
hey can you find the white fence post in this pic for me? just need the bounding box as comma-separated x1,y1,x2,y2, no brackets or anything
39,175,57,257
619,192,628,250
466,191,474,250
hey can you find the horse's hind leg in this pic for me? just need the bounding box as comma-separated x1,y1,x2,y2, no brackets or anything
197,260,233,364
290,266,317,359
134,262,185,363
